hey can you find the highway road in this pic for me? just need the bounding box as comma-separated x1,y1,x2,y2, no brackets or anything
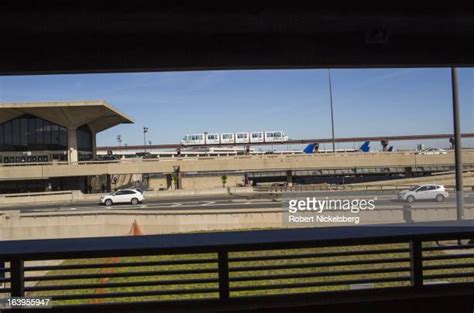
2,192,473,213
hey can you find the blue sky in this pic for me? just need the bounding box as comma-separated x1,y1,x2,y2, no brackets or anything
0,68,472,150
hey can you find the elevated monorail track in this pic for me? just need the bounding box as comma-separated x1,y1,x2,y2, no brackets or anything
97,133,474,151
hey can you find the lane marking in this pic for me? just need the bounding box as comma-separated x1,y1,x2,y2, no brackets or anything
200,201,215,206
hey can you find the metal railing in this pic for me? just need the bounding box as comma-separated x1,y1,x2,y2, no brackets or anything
2,227,474,311
260,184,474,193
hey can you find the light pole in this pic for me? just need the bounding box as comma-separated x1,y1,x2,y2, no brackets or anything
328,69,336,153
451,67,464,220
143,127,149,153
116,135,122,147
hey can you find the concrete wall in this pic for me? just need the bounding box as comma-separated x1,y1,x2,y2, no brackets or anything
144,186,255,198
0,191,86,205
181,175,245,189
148,177,168,190
0,187,256,207
0,209,283,240
3,205,474,240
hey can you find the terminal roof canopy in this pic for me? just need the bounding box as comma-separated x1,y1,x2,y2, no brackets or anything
0,100,134,133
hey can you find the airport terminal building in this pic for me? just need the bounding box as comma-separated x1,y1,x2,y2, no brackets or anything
0,100,133,192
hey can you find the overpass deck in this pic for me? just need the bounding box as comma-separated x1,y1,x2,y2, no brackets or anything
1,151,473,181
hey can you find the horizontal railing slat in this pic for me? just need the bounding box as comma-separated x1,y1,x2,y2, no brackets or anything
229,248,409,262
423,244,474,252
25,268,218,282
424,263,474,271
25,258,217,271
51,287,220,301
3,227,474,260
230,276,410,292
26,277,219,292
423,253,474,261
231,266,410,282
230,257,410,272
425,272,474,280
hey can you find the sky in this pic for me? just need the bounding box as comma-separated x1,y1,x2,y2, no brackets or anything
0,68,472,150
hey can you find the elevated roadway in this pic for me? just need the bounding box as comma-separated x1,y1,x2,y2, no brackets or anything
1,151,474,181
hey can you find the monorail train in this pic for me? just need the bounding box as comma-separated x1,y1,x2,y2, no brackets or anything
181,131,289,146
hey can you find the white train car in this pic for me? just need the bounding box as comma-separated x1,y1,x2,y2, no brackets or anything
205,133,220,144
264,131,288,143
181,131,288,146
181,134,205,145
220,133,234,144
250,132,264,143
236,132,250,143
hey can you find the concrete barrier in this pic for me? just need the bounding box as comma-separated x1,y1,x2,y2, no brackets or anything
145,186,255,199
2,205,474,240
0,187,257,207
0,191,80,205
0,209,283,240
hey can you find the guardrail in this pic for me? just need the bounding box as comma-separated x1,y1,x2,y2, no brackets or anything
2,227,474,312
258,184,474,193
259,184,415,193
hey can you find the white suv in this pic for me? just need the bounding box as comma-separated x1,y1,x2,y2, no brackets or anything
100,189,145,206
417,148,447,155
398,185,449,203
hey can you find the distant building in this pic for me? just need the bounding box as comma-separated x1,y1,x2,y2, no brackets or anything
0,100,133,192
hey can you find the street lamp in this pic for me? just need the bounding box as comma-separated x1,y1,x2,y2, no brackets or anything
143,127,149,152
328,69,336,153
451,67,464,221
116,134,122,147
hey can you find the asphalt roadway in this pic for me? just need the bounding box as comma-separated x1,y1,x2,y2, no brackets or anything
1,192,473,213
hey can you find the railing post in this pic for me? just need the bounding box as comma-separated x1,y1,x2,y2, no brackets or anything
218,250,230,301
10,259,25,297
409,239,423,287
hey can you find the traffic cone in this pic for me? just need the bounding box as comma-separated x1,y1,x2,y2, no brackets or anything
128,219,144,236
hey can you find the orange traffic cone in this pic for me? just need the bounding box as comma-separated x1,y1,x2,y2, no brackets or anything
128,219,144,236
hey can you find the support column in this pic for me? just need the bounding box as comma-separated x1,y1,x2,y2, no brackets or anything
92,132,97,158
177,171,182,190
286,170,293,187
381,140,389,152
173,166,182,190
67,127,78,163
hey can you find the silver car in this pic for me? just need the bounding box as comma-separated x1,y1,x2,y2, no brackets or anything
398,184,449,203
417,148,447,155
